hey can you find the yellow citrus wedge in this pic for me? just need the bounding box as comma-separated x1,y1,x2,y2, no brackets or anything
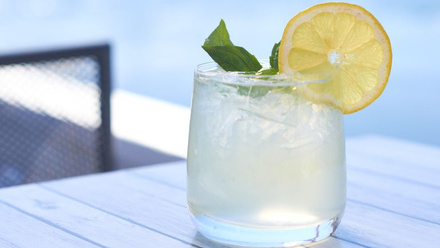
278,2,392,114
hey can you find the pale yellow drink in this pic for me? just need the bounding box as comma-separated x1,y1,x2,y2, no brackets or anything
187,62,346,247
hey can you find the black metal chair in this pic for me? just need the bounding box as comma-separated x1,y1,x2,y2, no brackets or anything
0,44,112,187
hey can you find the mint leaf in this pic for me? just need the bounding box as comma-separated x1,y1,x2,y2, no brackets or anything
202,45,262,72
270,41,280,72
202,20,262,72
203,19,233,46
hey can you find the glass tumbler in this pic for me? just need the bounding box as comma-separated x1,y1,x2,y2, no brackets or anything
187,61,346,247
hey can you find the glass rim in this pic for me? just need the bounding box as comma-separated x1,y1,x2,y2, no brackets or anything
194,60,332,87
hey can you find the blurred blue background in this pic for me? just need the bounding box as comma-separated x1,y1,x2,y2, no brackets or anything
0,0,439,146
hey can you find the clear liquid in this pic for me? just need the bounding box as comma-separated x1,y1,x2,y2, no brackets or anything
187,72,346,238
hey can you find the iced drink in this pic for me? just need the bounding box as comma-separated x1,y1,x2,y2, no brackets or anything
187,62,346,247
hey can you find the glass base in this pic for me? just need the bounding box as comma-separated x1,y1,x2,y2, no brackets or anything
189,208,343,247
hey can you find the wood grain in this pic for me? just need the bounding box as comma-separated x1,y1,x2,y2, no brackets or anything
41,170,231,248
132,156,440,248
347,168,440,224
0,201,99,248
347,135,440,170
0,184,189,248
0,136,439,248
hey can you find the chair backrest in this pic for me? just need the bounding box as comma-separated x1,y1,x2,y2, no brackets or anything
0,44,112,187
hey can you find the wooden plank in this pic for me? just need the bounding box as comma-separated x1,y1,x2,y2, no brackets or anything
132,161,187,189
42,169,361,248
347,135,440,170
41,171,229,248
135,161,187,189
137,161,440,226
135,155,440,224
346,135,440,188
347,152,440,188
0,201,98,248
304,237,365,248
345,135,440,188
346,135,440,190
137,161,440,225
131,162,440,247
335,201,440,248
140,135,440,190
0,238,18,248
347,168,440,224
46,166,440,248
0,184,190,248
142,136,440,191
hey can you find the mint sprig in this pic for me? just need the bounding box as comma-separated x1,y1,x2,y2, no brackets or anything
202,20,284,98
202,20,262,72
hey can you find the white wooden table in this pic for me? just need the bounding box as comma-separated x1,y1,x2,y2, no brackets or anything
0,135,439,248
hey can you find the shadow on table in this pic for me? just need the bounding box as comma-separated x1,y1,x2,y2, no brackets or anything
113,137,183,170
191,232,231,248
191,232,347,248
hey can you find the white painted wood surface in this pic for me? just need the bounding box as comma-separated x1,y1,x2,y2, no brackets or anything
0,135,439,248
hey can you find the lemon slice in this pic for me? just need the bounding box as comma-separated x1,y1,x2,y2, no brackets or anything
278,2,392,114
